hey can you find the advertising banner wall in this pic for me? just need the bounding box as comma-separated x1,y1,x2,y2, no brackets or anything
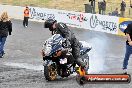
29,7,119,34
0,5,120,35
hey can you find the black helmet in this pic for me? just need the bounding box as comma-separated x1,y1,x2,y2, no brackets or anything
44,19,57,31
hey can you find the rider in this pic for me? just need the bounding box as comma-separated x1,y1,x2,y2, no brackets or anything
44,19,86,69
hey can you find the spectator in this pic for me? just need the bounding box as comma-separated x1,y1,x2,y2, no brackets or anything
98,1,102,14
102,0,106,15
130,1,132,8
120,0,126,17
112,8,119,16
0,12,12,58
89,0,95,14
123,23,132,74
23,6,30,28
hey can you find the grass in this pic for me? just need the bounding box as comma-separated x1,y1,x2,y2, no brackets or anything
0,0,51,7
0,0,131,18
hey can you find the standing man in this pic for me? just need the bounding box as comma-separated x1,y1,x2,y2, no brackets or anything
98,1,102,14
120,0,126,17
89,0,96,14
0,12,12,58
123,23,132,74
102,0,106,15
23,6,29,28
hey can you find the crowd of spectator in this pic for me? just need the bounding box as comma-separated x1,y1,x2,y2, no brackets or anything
108,0,126,17
96,0,127,17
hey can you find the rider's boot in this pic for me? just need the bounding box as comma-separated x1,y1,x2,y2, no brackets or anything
76,59,86,70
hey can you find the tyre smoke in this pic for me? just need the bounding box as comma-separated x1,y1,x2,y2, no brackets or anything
88,34,108,73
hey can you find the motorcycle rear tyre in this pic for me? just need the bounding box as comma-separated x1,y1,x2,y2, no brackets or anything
44,65,57,81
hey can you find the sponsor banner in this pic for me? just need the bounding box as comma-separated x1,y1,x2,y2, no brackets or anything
57,11,88,28
85,14,119,34
118,17,132,36
58,12,119,34
29,7,119,34
29,6,88,28
29,7,56,21
0,5,119,34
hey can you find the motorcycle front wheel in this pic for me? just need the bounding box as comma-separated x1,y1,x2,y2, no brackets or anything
44,65,57,81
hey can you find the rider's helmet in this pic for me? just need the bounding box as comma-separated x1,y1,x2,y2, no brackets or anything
44,19,57,31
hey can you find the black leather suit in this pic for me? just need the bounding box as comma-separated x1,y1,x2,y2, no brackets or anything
51,22,85,68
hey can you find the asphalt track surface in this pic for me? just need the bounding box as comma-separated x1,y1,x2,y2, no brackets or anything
0,19,132,88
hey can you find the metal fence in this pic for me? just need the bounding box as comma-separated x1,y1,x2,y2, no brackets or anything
0,0,131,18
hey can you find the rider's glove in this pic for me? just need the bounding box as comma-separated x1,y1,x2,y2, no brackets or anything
62,39,71,48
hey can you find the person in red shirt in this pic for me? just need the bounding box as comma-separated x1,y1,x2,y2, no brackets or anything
23,6,29,28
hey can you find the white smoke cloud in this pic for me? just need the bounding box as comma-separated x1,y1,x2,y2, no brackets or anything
88,35,108,73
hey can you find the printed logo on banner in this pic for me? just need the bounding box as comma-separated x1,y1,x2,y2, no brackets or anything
119,21,132,32
90,15,117,32
29,8,55,20
67,13,88,22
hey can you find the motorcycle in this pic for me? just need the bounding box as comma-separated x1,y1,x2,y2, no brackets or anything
41,34,92,81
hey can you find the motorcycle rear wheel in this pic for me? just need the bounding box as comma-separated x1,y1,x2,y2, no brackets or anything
44,65,57,81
